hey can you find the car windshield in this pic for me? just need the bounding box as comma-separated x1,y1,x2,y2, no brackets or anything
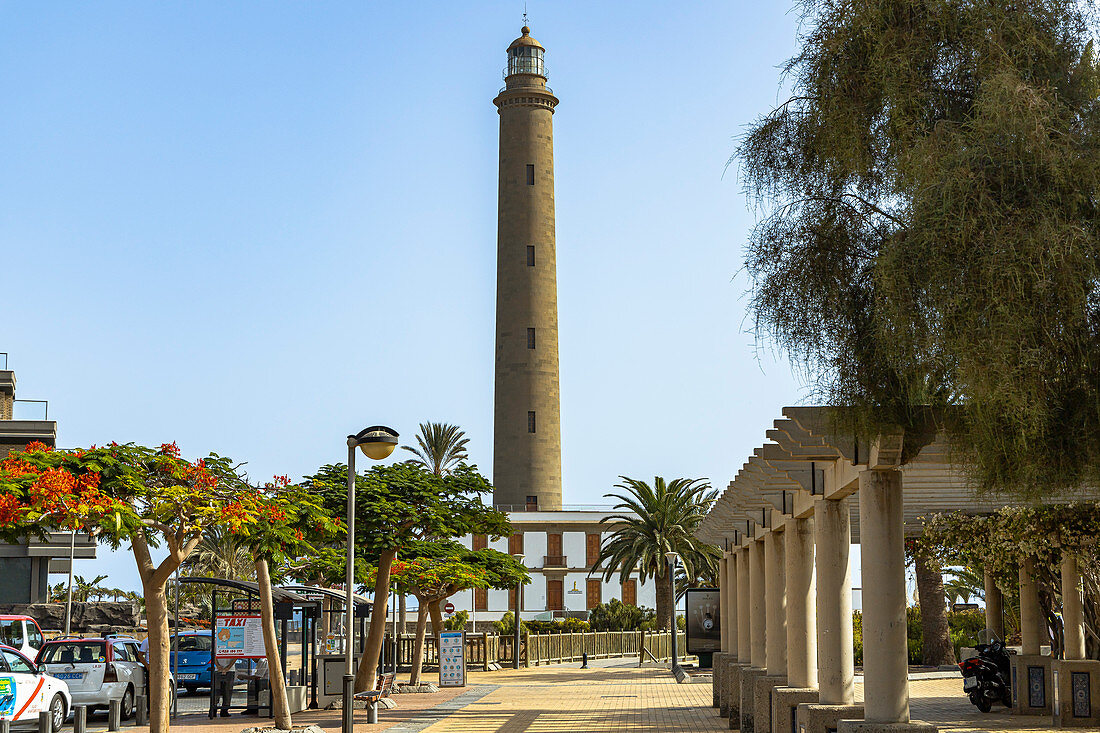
173,635,212,653
39,641,107,665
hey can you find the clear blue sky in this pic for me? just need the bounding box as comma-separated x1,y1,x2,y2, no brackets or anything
2,2,811,591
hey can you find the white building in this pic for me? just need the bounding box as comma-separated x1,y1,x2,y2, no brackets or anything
448,510,657,623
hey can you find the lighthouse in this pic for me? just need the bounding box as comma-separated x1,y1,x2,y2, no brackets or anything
492,26,563,511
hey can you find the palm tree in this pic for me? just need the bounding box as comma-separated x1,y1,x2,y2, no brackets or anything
593,476,720,630
401,422,470,476
182,526,255,581
73,574,109,602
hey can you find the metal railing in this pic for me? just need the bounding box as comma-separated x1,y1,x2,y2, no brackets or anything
543,555,567,567
13,399,48,420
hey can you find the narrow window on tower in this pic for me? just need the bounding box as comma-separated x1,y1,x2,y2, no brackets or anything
526,245,535,267
527,328,536,349
526,164,535,185
528,411,536,433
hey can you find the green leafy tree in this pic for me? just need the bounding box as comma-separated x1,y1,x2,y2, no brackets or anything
737,0,1100,495
306,461,509,691
593,476,720,630
380,542,527,684
400,423,470,476
73,574,109,602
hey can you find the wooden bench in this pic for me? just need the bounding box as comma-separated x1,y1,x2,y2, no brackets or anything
352,672,396,705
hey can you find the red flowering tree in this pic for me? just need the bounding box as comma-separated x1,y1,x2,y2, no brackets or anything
376,543,527,684
214,469,342,729
0,442,313,733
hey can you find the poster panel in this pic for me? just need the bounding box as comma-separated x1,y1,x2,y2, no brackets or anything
685,588,721,655
214,615,267,658
438,631,466,688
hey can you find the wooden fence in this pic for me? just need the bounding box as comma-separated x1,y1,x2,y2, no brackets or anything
387,630,686,671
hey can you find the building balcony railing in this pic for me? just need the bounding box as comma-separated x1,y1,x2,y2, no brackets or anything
543,555,567,568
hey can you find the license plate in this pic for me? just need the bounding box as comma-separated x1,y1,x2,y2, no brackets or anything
55,672,84,680
963,676,978,690
177,674,198,680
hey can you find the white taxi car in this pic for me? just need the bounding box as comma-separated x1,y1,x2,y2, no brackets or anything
0,644,70,730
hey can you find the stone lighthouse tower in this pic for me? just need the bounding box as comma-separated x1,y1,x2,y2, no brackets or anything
492,26,563,511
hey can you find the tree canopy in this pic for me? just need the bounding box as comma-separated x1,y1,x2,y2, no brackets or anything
738,0,1100,493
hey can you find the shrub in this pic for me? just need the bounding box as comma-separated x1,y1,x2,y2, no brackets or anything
589,599,653,631
444,610,468,631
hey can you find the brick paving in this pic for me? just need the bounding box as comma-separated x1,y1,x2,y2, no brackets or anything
86,663,1083,733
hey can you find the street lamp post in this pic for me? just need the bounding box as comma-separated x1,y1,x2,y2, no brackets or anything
512,553,525,670
665,551,680,677
343,426,399,733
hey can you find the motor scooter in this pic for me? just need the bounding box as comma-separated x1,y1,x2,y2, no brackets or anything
958,629,1013,712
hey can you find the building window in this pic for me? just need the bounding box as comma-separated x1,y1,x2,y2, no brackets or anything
508,586,518,610
526,164,535,185
527,328,536,350
508,532,524,556
525,495,539,511
586,578,602,610
586,533,601,568
621,579,637,607
526,245,535,266
472,534,487,551
528,411,536,433
474,587,488,611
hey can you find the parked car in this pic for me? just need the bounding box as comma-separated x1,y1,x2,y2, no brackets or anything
0,643,71,730
35,635,171,719
0,616,45,659
141,631,214,694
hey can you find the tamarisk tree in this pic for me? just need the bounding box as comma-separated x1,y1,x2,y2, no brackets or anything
738,0,1100,494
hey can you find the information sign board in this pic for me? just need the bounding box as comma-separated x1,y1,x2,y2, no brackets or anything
438,631,466,688
685,588,721,655
214,614,267,658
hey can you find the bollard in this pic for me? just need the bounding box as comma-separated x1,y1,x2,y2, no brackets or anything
74,705,87,733
38,711,52,733
108,698,121,732
368,701,378,724
581,652,588,669
135,696,148,726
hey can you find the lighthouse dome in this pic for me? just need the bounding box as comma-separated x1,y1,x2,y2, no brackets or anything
506,26,546,78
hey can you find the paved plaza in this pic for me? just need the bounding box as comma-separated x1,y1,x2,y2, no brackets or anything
74,660,1084,733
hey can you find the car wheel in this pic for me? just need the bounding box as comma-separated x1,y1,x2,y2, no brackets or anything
49,694,66,731
121,685,136,720
184,684,198,695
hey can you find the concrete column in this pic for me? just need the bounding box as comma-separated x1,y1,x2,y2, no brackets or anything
815,497,854,705
720,554,730,654
727,550,739,657
737,546,751,662
786,516,817,688
1062,553,1085,661
764,528,787,675
983,567,1003,640
1019,556,1043,655
750,538,767,668
858,469,909,724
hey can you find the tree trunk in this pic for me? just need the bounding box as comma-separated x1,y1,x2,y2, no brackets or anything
655,566,673,630
354,549,394,692
255,558,292,729
143,579,170,733
409,603,429,685
914,552,955,666
399,594,407,635
428,599,444,645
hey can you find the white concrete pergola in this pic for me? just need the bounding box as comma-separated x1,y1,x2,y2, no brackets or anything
698,406,1100,733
